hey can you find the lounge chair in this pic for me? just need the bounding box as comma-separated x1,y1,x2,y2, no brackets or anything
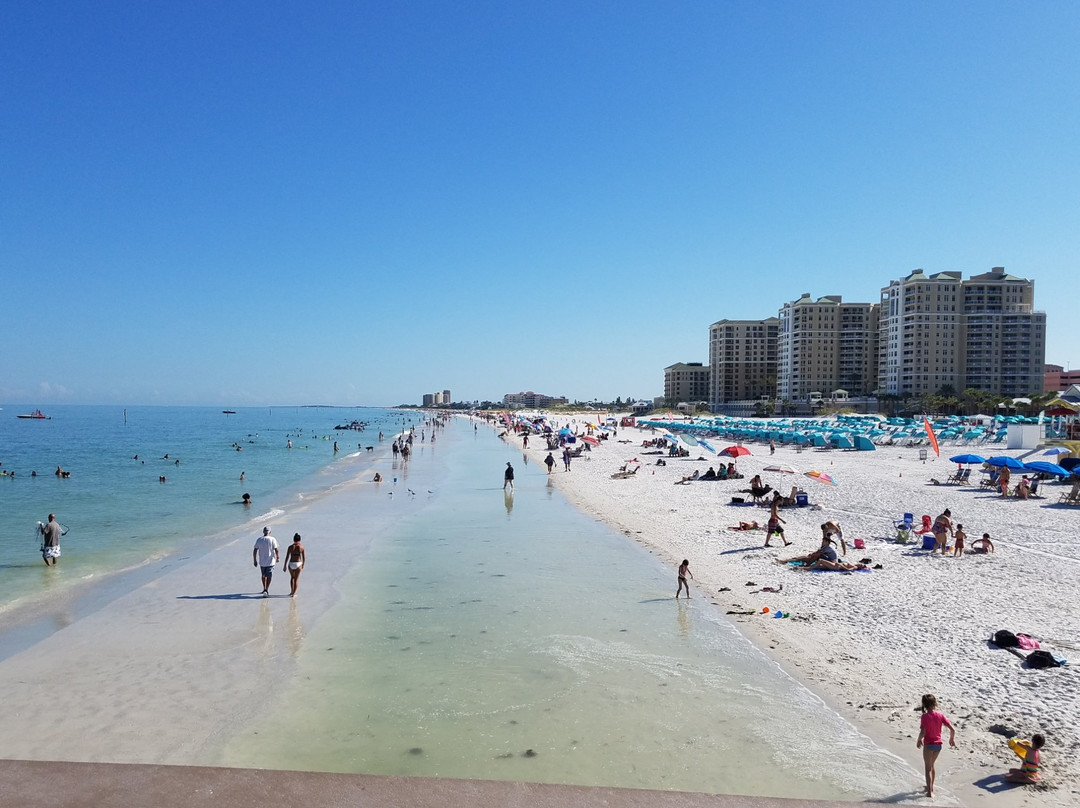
1059,481,1080,504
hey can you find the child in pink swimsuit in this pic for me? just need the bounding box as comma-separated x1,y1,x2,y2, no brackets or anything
916,693,956,797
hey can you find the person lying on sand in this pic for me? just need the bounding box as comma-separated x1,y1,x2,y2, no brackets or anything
780,535,868,569
728,521,762,531
675,470,699,485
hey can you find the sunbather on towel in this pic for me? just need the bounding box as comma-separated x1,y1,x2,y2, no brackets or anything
728,521,762,531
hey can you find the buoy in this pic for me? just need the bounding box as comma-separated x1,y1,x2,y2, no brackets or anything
762,606,770,613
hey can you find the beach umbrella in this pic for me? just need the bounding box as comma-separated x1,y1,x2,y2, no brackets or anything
1043,447,1072,456
986,456,1026,470
804,470,837,486
679,433,700,447
720,445,751,458
1023,461,1070,477
949,454,986,465
581,435,600,446
763,464,798,475
696,438,717,453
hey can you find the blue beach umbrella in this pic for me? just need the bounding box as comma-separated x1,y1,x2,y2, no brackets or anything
986,456,1026,470
1023,461,1071,477
1044,447,1072,456
949,454,986,465
697,438,717,453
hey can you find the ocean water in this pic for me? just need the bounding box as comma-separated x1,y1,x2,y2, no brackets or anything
224,420,918,800
0,404,409,621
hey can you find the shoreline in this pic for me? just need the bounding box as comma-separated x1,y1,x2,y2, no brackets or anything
505,414,1080,808
0,441,405,766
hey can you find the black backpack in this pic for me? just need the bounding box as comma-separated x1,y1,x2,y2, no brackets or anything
1026,650,1061,669
993,630,1019,648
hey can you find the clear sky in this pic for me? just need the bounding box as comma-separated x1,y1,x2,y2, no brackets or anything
3,2,1077,406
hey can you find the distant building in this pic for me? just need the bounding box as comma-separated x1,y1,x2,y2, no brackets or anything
878,268,1045,398
421,389,453,407
1045,364,1080,393
708,318,779,405
663,362,710,405
777,294,879,402
502,391,569,409
962,269,1045,396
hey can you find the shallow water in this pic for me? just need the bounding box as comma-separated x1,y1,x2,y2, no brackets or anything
225,421,917,800
0,405,407,619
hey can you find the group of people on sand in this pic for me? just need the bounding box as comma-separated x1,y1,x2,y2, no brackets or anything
778,521,870,570
929,508,995,556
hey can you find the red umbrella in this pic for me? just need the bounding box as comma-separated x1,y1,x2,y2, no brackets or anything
581,435,600,446
720,445,751,458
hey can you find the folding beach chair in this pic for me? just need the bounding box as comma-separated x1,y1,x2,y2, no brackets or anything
894,512,914,530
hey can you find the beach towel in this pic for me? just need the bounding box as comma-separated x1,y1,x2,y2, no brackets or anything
1016,633,1040,650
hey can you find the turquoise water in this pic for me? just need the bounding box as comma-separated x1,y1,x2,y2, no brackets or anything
225,420,916,800
0,405,409,618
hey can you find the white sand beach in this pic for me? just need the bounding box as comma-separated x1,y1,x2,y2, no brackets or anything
513,415,1080,808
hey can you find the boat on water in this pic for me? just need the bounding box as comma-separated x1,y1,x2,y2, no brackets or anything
222,410,236,415
17,409,51,420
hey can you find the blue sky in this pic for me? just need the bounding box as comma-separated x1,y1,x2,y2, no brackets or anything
3,2,1077,406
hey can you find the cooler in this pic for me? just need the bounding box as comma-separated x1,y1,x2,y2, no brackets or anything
921,534,936,550
795,491,809,507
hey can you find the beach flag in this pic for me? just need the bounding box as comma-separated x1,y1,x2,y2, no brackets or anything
924,416,940,456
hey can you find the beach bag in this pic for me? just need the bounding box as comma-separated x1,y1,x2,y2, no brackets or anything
853,538,866,550
1026,650,1060,669
992,630,1019,648
730,497,745,504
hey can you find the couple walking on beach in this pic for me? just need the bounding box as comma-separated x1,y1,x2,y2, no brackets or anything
253,527,306,597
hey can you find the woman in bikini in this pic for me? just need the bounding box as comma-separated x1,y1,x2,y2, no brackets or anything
283,533,306,598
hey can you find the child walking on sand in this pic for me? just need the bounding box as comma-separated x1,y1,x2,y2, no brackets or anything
676,560,693,599
916,694,956,797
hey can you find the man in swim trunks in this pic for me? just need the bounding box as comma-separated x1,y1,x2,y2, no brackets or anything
504,461,514,490
40,513,64,566
253,527,279,596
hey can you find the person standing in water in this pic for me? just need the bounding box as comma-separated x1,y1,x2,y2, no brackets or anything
676,559,693,598
503,461,515,490
283,533,306,598
39,513,65,566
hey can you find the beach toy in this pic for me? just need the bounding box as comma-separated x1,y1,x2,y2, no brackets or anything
773,611,784,618
1008,738,1031,760
393,477,397,483
762,606,770,613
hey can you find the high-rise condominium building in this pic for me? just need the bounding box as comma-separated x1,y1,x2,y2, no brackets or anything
777,295,879,401
878,268,1044,397
708,318,779,404
962,270,1045,396
663,362,710,404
